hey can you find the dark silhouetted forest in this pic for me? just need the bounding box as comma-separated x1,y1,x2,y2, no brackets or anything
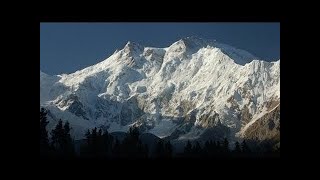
40,108,280,159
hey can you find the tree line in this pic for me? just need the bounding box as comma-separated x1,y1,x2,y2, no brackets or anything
40,108,75,158
180,138,252,158
40,108,279,159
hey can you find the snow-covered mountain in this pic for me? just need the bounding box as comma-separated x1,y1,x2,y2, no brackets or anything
40,37,280,145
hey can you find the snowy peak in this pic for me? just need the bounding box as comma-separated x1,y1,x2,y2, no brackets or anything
168,36,209,54
212,42,258,65
40,37,279,141
123,41,143,54
180,36,210,48
166,36,258,65
116,37,257,68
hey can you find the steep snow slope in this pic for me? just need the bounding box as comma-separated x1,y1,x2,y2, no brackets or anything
40,37,280,140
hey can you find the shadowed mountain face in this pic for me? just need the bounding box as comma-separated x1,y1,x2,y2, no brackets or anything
243,105,280,148
40,37,280,146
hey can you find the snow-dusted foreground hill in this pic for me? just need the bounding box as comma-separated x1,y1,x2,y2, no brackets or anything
40,37,280,145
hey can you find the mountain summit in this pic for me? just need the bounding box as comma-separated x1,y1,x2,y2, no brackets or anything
40,38,280,147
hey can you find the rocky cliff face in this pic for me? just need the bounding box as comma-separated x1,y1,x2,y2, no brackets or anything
243,104,280,142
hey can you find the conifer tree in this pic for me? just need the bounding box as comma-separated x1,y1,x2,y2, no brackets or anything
102,129,113,157
216,140,221,154
121,127,147,158
204,140,210,156
164,141,173,158
51,120,75,157
112,138,121,158
241,140,251,153
80,129,92,157
184,140,192,157
155,139,165,158
51,119,64,153
222,138,229,153
234,141,241,154
62,121,75,156
40,108,49,156
193,141,202,157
